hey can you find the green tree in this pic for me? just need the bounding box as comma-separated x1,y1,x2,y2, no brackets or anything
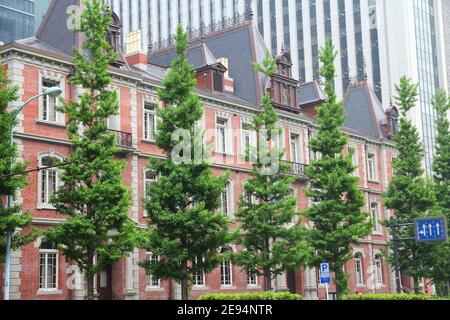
140,26,233,300
235,52,311,292
302,40,371,299
44,0,138,300
427,89,450,296
385,76,435,294
0,63,35,264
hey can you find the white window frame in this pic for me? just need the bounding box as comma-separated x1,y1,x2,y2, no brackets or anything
290,133,301,163
275,126,286,160
143,101,158,142
37,152,63,210
40,79,60,123
354,254,364,285
367,152,378,182
247,272,258,287
348,143,359,176
38,70,65,126
192,256,206,288
143,169,157,217
370,202,382,234
241,121,256,161
374,254,383,285
220,183,230,216
39,247,58,291
146,253,161,288
215,114,232,155
220,259,233,287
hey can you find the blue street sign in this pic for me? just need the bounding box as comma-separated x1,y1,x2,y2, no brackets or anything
414,217,448,242
320,263,330,284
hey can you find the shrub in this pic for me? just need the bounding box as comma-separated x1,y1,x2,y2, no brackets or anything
343,294,432,300
198,292,302,301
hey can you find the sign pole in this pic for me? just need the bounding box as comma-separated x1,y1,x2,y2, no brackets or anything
391,224,402,294
325,282,329,300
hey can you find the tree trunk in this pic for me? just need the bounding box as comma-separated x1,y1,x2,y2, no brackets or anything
265,271,272,292
181,260,189,300
334,263,347,300
86,248,95,300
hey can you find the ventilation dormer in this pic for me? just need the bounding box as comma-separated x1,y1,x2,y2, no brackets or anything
196,62,227,93
268,49,299,113
106,11,124,67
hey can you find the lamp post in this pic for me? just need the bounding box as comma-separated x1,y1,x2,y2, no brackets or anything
3,86,62,300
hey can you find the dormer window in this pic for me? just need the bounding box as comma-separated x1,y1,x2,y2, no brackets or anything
213,70,224,92
106,12,121,52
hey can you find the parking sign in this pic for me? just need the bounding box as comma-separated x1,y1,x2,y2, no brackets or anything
320,263,330,284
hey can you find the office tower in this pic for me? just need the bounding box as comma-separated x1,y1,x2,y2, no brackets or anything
0,0,52,44
0,0,35,44
34,0,52,31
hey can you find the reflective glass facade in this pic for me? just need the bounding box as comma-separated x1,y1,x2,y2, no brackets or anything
0,0,34,44
413,0,440,175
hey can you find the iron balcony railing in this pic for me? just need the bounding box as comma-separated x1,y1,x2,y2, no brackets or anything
109,129,134,149
281,160,308,178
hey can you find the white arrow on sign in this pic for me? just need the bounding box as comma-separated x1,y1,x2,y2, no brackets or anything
428,224,433,235
436,223,441,236
420,224,427,236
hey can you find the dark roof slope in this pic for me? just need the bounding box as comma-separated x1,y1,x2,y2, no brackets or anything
343,82,387,140
149,19,268,106
298,81,327,107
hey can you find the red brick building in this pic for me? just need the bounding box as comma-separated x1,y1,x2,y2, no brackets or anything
1,0,401,300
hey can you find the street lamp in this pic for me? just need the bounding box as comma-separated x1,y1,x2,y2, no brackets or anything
3,86,62,300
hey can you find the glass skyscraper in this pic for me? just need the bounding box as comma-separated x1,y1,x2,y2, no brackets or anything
0,0,52,44
0,0,35,44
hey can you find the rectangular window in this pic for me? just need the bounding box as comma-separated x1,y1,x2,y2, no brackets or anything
144,102,157,141
370,202,382,233
241,122,255,161
221,259,232,286
290,134,300,163
374,255,383,285
39,250,58,290
213,71,223,92
40,156,58,206
216,117,228,153
220,184,229,216
42,80,59,122
349,144,359,176
355,255,364,285
143,170,157,217
193,257,206,287
367,153,377,181
146,254,161,288
247,272,258,286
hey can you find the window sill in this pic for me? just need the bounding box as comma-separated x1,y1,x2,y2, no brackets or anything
247,285,261,290
37,289,62,295
220,285,236,290
372,231,383,236
192,286,210,291
356,284,366,288
36,120,66,128
141,139,156,144
37,204,57,210
145,287,164,292
368,179,380,184
215,151,234,157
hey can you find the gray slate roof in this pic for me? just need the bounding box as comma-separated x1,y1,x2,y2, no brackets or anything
344,83,387,140
149,20,269,105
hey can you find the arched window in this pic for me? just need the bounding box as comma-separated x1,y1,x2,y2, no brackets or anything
145,252,160,288
374,254,383,285
39,241,58,291
38,153,63,208
354,253,364,285
106,12,121,52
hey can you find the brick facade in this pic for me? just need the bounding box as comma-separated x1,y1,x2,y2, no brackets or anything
0,34,399,300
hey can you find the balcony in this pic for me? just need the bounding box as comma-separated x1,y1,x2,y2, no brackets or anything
281,160,308,179
109,129,134,151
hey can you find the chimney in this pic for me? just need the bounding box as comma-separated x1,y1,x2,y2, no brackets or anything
124,30,147,69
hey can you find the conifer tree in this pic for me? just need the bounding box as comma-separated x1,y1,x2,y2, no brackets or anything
235,52,312,292
140,26,233,300
44,0,138,300
385,77,435,293
302,40,371,298
0,63,35,263
427,89,450,296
